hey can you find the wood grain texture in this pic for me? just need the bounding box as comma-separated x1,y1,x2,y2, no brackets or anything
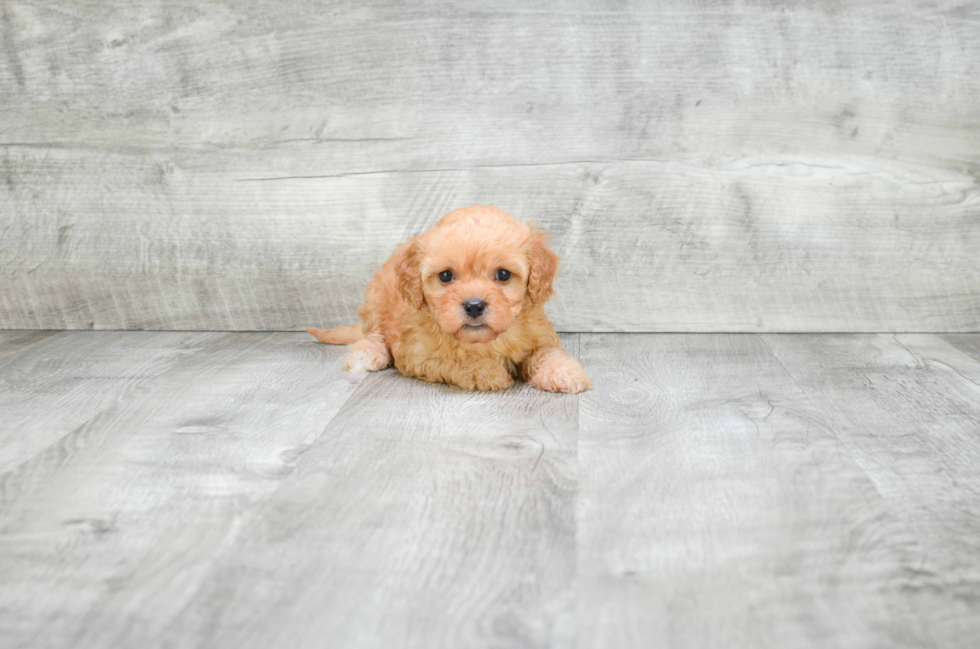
576,333,976,648
2,332,980,647
0,330,57,369
0,330,221,473
2,1,979,331
0,332,366,648
941,333,980,364
762,333,980,644
154,336,581,649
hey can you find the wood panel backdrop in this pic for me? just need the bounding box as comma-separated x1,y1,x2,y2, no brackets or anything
1,0,978,332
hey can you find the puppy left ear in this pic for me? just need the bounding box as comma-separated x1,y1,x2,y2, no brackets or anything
394,238,424,309
526,225,560,304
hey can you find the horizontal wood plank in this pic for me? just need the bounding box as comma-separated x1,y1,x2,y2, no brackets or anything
1,151,977,332
1,1,979,331
2,1,978,165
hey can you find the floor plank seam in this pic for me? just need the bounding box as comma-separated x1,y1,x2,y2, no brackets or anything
757,332,884,497
896,334,980,397
0,332,231,477
5,333,980,647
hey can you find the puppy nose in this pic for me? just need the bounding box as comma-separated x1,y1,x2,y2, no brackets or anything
462,299,486,319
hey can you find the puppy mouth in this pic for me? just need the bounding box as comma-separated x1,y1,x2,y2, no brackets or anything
455,322,498,342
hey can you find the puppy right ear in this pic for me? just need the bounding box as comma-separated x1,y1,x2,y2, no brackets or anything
394,238,423,309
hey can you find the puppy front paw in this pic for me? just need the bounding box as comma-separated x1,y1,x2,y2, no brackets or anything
454,360,515,391
343,339,391,372
530,356,593,394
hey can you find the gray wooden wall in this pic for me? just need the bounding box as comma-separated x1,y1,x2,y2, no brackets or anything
2,0,978,332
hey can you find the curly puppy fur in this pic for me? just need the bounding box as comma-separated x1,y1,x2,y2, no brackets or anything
308,205,592,393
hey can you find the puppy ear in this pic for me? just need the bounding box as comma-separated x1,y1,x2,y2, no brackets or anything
394,238,424,309
526,225,560,304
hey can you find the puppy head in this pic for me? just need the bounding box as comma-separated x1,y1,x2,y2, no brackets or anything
397,206,559,344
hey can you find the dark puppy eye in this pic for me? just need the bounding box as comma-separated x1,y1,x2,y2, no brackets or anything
495,268,511,282
438,270,454,283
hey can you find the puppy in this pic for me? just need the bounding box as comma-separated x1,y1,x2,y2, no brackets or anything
308,205,592,393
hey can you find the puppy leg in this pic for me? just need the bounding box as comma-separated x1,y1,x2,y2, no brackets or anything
521,347,592,394
398,356,514,391
451,358,515,391
343,333,392,372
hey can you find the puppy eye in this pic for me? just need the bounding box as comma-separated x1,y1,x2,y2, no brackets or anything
438,270,454,283
495,268,512,282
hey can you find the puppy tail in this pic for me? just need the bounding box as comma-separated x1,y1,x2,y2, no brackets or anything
306,324,363,345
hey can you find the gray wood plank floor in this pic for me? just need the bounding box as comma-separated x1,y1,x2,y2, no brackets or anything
1,332,979,648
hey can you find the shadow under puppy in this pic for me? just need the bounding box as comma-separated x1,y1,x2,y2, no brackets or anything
308,205,592,393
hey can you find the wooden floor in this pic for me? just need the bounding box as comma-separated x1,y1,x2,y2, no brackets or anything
1,332,979,648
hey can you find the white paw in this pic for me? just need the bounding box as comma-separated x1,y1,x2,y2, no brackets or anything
530,364,593,394
343,346,390,372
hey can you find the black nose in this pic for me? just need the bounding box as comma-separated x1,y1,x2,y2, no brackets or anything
462,299,486,319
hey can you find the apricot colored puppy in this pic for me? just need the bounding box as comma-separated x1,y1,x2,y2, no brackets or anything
308,205,592,393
